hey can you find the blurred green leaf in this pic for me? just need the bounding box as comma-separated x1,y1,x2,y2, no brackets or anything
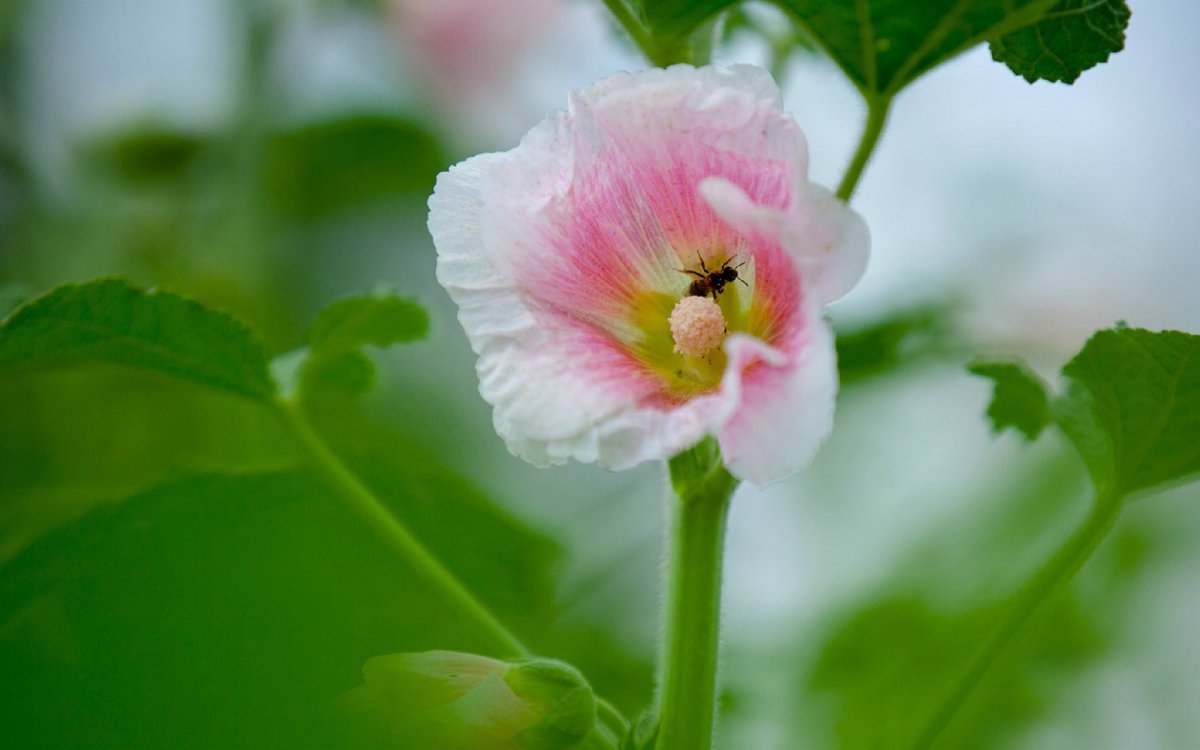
834,304,953,385
0,462,559,749
305,291,428,395
0,282,30,317
775,0,1056,95
307,351,378,394
0,279,275,401
801,454,1110,750
263,114,447,221
990,0,1130,84
968,359,1051,440
1054,328,1200,498
809,592,1103,750
308,291,429,354
336,446,559,628
0,366,297,566
273,290,429,398
82,126,208,186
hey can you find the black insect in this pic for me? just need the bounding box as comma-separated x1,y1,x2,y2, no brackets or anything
678,253,748,300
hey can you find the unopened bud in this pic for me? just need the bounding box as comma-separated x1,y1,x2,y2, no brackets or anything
505,659,596,749
336,650,600,750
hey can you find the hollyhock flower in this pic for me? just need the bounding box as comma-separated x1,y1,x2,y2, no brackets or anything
429,65,868,485
386,0,560,148
387,0,558,96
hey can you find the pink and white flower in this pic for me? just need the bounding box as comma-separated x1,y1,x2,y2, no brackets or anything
386,0,560,147
428,65,868,485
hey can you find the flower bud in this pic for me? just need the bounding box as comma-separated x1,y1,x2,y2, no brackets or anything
336,650,599,749
504,659,596,749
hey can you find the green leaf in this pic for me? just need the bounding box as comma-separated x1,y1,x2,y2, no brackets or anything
1055,328,1200,498
968,359,1052,440
989,0,1130,84
263,114,447,221
0,282,30,318
290,291,429,398
308,291,429,354
0,466,559,748
800,454,1115,749
809,592,1103,749
970,329,1200,500
0,279,274,401
82,125,208,185
775,0,1057,95
308,352,378,394
0,366,297,566
835,303,953,385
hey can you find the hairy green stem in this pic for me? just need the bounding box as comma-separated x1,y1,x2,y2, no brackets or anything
274,397,530,659
912,495,1123,749
656,441,738,750
836,94,891,202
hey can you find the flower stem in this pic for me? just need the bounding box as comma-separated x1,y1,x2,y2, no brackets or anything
601,0,658,63
911,494,1123,750
836,93,891,202
274,397,530,659
655,440,739,750
601,0,692,67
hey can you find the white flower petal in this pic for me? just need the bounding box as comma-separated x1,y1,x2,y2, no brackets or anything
788,184,871,304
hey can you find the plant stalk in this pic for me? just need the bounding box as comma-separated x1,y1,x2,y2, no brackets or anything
600,0,693,67
275,397,530,659
656,442,738,750
836,93,891,202
911,494,1122,749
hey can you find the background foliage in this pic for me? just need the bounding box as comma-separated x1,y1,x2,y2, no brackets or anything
1,1,1197,748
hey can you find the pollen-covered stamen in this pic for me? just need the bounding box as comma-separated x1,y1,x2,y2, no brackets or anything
669,295,726,358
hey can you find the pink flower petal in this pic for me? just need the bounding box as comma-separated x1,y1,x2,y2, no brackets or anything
715,303,837,486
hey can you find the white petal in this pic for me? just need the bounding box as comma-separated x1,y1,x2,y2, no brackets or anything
787,184,870,304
